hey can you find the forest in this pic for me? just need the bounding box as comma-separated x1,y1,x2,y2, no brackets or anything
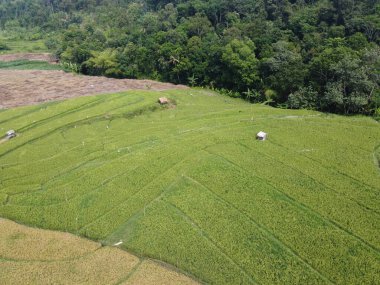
0,0,379,115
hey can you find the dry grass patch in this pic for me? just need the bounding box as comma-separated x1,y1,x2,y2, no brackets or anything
0,53,56,63
0,219,198,285
0,254,139,285
0,218,99,261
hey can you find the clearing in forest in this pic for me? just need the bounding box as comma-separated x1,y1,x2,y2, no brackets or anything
0,69,187,108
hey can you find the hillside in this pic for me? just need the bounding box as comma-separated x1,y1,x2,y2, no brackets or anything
1,0,379,115
0,89,379,284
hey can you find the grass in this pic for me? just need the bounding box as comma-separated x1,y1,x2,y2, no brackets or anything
0,60,62,70
0,218,198,284
0,36,59,70
0,89,379,284
0,37,48,54
122,260,197,285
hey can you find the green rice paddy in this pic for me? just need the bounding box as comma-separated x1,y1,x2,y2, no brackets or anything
0,90,379,284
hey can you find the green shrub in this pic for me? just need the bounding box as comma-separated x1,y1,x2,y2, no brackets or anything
288,86,318,109
0,42,10,51
374,107,380,121
59,61,80,73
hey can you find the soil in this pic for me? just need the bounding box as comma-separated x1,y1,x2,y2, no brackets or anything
0,53,56,63
0,69,188,108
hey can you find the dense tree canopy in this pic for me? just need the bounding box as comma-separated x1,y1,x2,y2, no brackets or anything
1,0,379,115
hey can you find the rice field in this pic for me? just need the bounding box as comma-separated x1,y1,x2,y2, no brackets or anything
0,89,379,284
0,218,197,284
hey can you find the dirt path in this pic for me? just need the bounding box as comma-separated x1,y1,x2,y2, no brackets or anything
0,53,56,63
0,70,187,108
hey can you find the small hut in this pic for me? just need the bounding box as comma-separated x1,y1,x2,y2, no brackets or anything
256,131,267,141
158,97,169,105
6,130,16,139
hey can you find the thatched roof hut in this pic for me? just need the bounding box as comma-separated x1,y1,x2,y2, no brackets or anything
158,97,169,104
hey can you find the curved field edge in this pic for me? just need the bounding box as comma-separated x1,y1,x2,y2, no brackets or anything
0,218,199,285
0,89,379,284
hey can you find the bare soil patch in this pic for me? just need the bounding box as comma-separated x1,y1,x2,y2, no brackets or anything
0,69,188,108
0,53,56,63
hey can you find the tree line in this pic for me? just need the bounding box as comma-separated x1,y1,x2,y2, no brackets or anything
1,0,379,115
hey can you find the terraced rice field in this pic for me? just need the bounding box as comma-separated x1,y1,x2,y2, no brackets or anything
0,89,379,284
0,218,197,284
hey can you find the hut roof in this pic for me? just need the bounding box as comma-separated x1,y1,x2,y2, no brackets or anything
158,97,169,104
6,130,15,136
